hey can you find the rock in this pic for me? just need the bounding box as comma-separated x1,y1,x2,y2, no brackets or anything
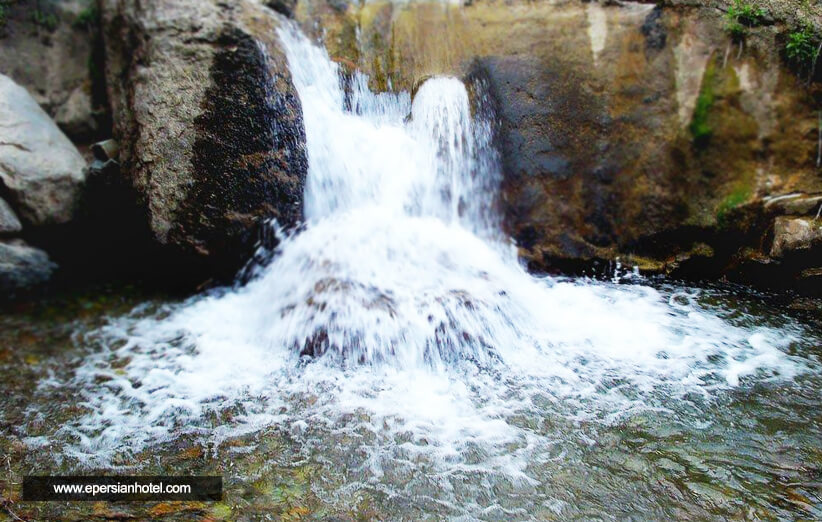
54,86,97,141
0,198,22,234
0,0,102,143
101,0,307,278
265,0,297,18
0,74,86,226
91,139,119,162
770,217,822,258
0,240,57,293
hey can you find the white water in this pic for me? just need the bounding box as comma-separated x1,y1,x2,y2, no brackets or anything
55,24,812,499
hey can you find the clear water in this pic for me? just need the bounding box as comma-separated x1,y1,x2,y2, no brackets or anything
4,22,821,520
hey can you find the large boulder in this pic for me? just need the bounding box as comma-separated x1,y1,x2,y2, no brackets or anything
0,74,86,226
101,0,307,278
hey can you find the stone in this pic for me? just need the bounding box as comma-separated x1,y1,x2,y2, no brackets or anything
770,217,822,258
0,74,86,226
0,0,101,142
101,0,307,277
0,240,56,293
0,198,22,234
54,85,97,141
265,0,297,18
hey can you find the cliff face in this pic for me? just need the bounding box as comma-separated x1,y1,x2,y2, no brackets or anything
296,0,822,292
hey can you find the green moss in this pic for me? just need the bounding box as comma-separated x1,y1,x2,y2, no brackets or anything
689,59,717,146
716,186,752,226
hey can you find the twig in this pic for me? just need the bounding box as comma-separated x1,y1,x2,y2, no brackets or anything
1,454,24,522
815,202,822,220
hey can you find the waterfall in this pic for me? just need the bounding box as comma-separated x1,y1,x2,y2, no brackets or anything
60,23,810,495
280,25,501,240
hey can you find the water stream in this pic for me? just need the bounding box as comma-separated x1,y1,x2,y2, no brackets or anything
3,22,821,520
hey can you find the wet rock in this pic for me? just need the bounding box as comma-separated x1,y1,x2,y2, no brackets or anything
265,0,297,18
641,6,667,52
0,74,86,226
0,240,57,293
771,217,822,258
101,0,307,279
0,198,22,235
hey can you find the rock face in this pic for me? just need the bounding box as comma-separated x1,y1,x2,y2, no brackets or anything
0,240,57,294
296,0,822,292
0,74,87,226
0,0,104,143
771,217,822,258
101,0,307,278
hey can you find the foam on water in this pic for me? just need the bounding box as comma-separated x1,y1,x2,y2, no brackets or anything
55,24,813,485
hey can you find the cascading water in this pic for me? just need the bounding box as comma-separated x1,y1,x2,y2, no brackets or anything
44,22,818,516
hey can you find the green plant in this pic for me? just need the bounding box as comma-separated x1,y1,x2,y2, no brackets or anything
73,3,98,29
690,61,716,145
724,0,766,40
32,8,58,31
0,0,12,28
716,186,752,226
785,26,820,70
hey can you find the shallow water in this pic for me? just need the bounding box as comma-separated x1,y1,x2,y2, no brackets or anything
1,21,821,521
0,281,820,519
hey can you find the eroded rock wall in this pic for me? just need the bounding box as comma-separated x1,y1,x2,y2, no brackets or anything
297,0,822,292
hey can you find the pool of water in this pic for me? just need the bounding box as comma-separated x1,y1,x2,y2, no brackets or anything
0,280,819,520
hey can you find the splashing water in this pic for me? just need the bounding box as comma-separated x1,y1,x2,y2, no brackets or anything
52,24,816,507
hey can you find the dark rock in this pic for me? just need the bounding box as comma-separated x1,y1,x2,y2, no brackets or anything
181,27,306,269
641,6,667,53
0,240,56,294
265,0,297,18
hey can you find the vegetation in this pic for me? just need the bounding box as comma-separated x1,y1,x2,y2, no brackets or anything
32,7,58,31
690,60,716,146
724,0,767,41
73,3,98,29
785,25,821,76
0,0,13,29
716,186,752,226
